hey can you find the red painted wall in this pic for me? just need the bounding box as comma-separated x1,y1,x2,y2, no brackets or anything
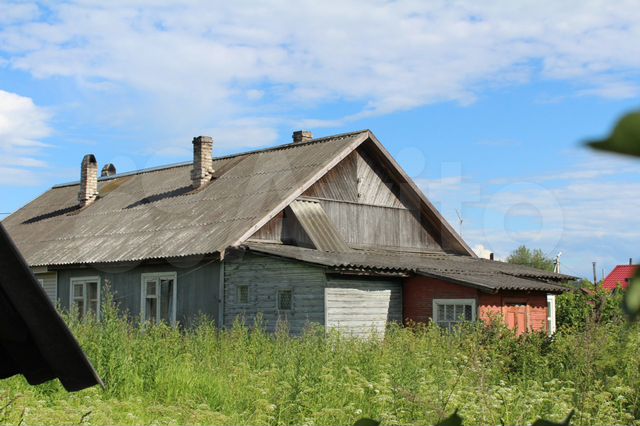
403,276,550,333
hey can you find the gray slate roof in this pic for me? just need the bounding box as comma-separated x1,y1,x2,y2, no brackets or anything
246,242,572,292
3,132,368,266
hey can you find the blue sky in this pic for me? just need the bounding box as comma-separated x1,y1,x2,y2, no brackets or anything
1,1,639,279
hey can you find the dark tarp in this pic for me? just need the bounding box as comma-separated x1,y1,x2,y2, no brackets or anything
0,223,102,391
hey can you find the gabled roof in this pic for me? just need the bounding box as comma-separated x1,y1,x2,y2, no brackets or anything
245,242,573,293
603,265,638,290
3,130,472,266
0,223,102,391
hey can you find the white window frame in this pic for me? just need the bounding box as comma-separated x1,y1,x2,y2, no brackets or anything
432,298,476,328
237,285,249,305
140,272,178,326
277,288,293,311
546,294,557,335
70,276,101,318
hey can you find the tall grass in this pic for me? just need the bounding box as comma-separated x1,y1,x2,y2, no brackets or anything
1,296,639,425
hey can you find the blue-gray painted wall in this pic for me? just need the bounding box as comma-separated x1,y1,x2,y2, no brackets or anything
55,259,221,327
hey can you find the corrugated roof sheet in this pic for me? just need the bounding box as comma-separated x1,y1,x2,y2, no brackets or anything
245,242,573,292
3,132,368,266
289,199,350,252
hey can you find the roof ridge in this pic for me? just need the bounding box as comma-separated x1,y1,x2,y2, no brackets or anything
51,130,370,189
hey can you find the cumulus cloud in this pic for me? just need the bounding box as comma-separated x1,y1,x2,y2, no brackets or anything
0,0,639,137
0,89,51,185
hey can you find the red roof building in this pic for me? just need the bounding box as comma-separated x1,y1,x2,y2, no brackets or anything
602,265,638,291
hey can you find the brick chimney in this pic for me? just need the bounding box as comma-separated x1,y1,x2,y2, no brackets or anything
78,154,98,207
191,136,214,189
101,163,116,177
292,130,313,144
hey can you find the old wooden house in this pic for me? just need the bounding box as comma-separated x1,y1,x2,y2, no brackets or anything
3,130,571,336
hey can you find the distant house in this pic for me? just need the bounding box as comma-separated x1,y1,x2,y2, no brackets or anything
2,130,572,336
603,263,638,291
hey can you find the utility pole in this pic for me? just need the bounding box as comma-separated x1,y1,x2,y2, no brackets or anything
592,261,597,286
554,252,562,274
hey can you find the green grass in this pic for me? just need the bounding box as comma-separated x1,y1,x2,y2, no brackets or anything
2,300,640,425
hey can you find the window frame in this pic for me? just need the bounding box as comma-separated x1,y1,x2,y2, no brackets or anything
277,288,293,311
69,276,101,319
140,272,178,326
432,298,476,328
237,285,249,305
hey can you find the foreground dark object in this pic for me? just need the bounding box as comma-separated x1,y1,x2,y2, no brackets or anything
0,223,102,391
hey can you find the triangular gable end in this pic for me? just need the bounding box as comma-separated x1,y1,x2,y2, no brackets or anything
246,132,474,256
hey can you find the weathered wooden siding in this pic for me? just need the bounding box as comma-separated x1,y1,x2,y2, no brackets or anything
249,209,314,248
223,253,326,334
354,148,405,208
325,277,402,337
35,271,57,304
319,199,441,250
302,147,404,208
252,146,445,251
303,152,358,202
55,260,221,327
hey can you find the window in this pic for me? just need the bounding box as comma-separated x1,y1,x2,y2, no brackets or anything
237,285,249,305
141,273,177,325
433,299,475,330
277,289,292,311
70,277,100,319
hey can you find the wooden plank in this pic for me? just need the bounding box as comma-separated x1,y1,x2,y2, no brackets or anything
224,253,327,333
325,278,402,337
35,271,57,303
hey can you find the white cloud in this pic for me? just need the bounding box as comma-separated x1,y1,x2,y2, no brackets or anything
0,0,639,136
0,3,39,25
0,89,52,186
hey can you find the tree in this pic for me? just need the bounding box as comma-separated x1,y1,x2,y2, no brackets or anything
506,245,555,272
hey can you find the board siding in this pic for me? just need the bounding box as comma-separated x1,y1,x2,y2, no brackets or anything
223,253,326,334
35,271,57,304
318,199,442,250
253,147,445,251
325,278,402,337
56,260,221,327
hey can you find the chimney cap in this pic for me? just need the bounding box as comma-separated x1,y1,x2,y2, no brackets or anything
193,135,213,144
292,130,313,144
101,163,116,177
82,154,97,165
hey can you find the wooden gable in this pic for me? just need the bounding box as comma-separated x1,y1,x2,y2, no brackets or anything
251,141,467,254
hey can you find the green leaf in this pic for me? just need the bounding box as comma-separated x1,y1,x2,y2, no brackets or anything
435,410,463,426
587,112,640,157
623,270,640,320
532,410,575,426
353,418,380,426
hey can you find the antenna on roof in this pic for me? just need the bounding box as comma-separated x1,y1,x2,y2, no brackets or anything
455,209,463,237
554,252,562,274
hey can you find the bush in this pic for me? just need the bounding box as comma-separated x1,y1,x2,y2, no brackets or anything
557,284,626,330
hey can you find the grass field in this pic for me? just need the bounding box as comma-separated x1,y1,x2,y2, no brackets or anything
1,300,640,425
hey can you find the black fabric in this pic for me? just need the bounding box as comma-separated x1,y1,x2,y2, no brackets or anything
0,223,102,391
